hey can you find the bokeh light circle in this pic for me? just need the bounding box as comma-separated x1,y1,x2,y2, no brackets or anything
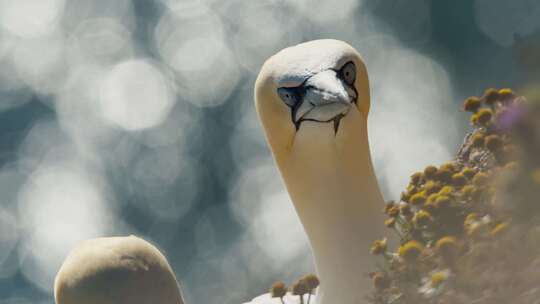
100,59,175,131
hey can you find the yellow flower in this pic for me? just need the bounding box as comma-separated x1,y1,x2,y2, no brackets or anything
270,281,287,298
425,181,442,195
410,192,427,206
406,184,418,195
385,218,396,228
400,191,412,203
451,173,467,187
440,162,457,173
384,201,396,214
430,271,448,288
439,186,454,196
463,96,481,112
435,236,460,259
370,238,388,255
400,204,413,218
467,222,489,239
424,194,440,212
410,172,424,185
471,133,485,148
371,272,390,290
386,205,400,218
472,172,489,187
427,193,439,204
438,169,454,184
461,167,477,179
461,185,477,198
413,210,433,227
464,213,478,226
470,114,479,125
483,88,500,105
476,108,493,126
291,280,308,296
498,88,514,100
490,222,509,237
435,195,451,209
424,165,438,180
419,270,451,296
398,240,424,262
302,274,320,291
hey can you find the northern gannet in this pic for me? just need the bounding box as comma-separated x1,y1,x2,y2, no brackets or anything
54,39,385,304
253,39,386,304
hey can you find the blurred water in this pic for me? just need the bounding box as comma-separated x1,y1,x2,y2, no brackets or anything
0,0,532,303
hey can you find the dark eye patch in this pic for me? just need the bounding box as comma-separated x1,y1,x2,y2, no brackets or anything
277,87,302,107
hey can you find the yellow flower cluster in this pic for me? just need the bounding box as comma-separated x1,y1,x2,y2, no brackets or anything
369,89,540,304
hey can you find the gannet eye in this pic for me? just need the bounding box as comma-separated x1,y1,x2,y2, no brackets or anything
277,87,300,107
340,61,356,85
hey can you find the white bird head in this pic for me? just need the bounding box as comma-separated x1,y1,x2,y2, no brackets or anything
255,39,370,155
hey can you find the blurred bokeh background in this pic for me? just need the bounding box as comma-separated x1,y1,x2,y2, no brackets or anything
0,0,537,303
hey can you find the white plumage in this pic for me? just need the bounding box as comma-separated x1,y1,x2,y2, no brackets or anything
243,292,314,304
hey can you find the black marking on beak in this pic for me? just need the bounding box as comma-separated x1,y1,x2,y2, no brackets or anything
283,86,356,134
277,64,358,134
351,86,358,105
276,85,312,132
333,113,345,135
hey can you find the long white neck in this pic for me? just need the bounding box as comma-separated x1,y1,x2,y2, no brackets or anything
272,110,385,304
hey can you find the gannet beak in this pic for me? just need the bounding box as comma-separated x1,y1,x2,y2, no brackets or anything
291,69,357,132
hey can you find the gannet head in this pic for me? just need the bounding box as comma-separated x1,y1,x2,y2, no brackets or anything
255,39,370,154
